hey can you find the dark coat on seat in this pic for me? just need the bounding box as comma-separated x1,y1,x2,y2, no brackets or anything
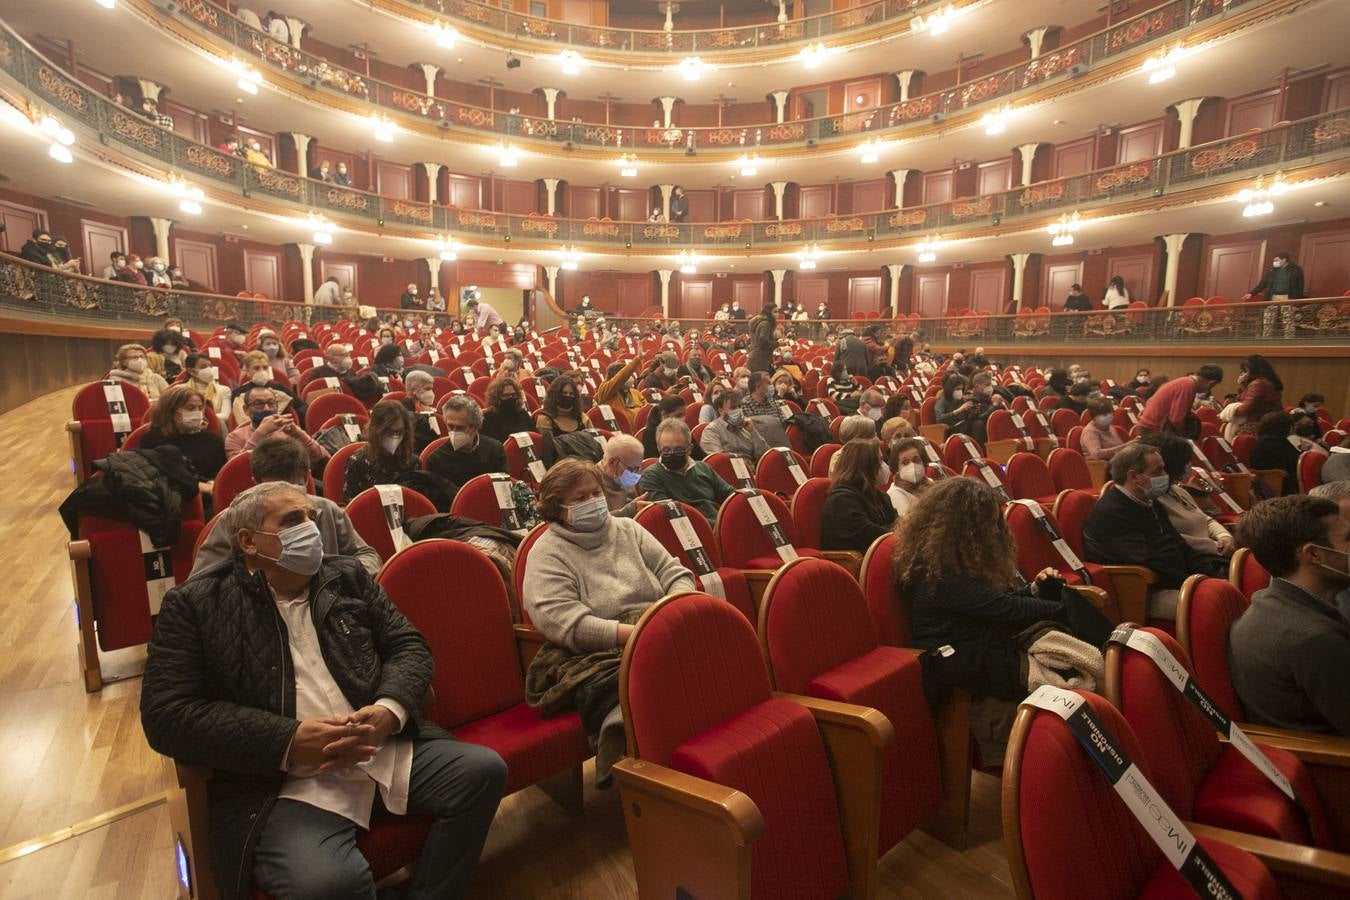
58,445,200,545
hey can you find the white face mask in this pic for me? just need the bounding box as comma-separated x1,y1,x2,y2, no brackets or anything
255,519,324,577
262,343,279,357
951,389,964,401
381,435,403,455
126,357,147,374
865,407,883,422
449,430,474,451
177,409,204,430
898,461,925,486
193,366,218,383
566,496,610,533
250,369,271,386
1094,414,1113,428
1272,259,1284,268
416,389,435,406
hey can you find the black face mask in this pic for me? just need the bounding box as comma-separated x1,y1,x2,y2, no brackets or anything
1294,424,1317,437
661,450,688,471
499,397,519,412
557,395,576,409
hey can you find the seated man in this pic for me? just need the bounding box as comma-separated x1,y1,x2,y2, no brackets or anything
191,436,380,577
304,341,356,382
140,481,507,898
856,388,887,429
1230,494,1350,736
1082,442,1227,619
425,396,508,493
640,352,681,393
639,419,735,523
226,385,330,462
698,389,769,462
600,434,647,518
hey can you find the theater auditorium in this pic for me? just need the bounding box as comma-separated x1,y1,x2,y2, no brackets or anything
0,0,1348,895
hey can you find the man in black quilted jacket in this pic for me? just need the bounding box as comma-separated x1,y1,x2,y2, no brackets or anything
141,481,506,899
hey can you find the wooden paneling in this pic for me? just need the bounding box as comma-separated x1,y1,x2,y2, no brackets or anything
502,180,537,215
678,280,713,318
969,268,1007,314
0,200,45,253
614,189,647,222
1204,239,1266,300
799,185,833,219
375,161,411,200
172,238,218,292
794,275,830,308
1225,90,1279,136
561,0,592,22
615,276,652,316
732,190,766,221
1325,71,1350,112
922,171,953,205
1042,262,1083,309
1107,253,1155,305
915,272,949,317
243,249,281,300
80,220,126,273
161,99,208,144
1116,120,1164,163
843,78,882,113
684,190,716,222
569,186,602,220
976,160,1012,197
1299,229,1350,296
848,276,883,315
320,261,359,297
850,179,888,214
1053,137,1095,179
454,260,537,289
446,174,481,209
733,279,765,310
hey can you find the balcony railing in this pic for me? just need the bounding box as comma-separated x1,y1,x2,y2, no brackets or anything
6,26,1348,254
2,255,1347,346
156,0,1271,152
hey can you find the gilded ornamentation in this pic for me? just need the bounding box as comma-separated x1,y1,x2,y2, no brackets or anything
765,123,804,142
64,281,98,311
1082,313,1129,337
1017,181,1066,207
36,67,85,111
522,215,561,236
456,107,495,128
391,91,446,119
132,289,172,317
324,189,371,211
890,96,935,123
458,210,499,229
184,146,235,176
1095,162,1151,191
824,215,865,232
887,209,927,227
255,168,301,196
0,260,36,301
581,219,619,237
1189,139,1260,173
702,129,745,146
764,222,803,238
1313,116,1350,145
760,22,805,42
520,19,558,38
1107,8,1179,52
391,201,433,224
582,126,618,145
958,76,1001,107
181,0,221,30
952,197,993,217
110,111,161,148
448,0,488,23
641,225,680,239
702,223,746,239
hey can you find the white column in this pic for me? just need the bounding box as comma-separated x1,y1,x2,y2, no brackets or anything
659,183,674,221
542,87,561,119
770,182,788,220
657,269,673,317
889,169,911,208
297,242,316,304
415,64,442,97
148,216,173,261
419,163,443,204
1171,98,1207,150
544,265,560,300
1016,143,1042,185
770,269,786,306
886,264,905,316
283,17,308,49
424,257,441,294
770,91,789,124
1024,26,1049,59
137,79,165,104
658,96,677,128
1161,233,1189,307
893,70,919,103
1009,252,1031,311
290,133,312,176
543,178,560,216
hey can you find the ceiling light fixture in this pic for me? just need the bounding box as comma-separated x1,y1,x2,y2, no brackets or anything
228,59,263,94
734,152,762,177
798,43,830,68
558,50,587,75
370,114,396,143
170,177,205,214
981,106,1012,136
1238,173,1287,218
857,137,882,164
911,3,959,35
437,235,461,261
796,243,820,270
1142,45,1190,84
95,0,115,8
618,153,639,177
676,57,708,81
678,250,699,274
1047,211,1081,247
558,245,582,270
48,143,73,164
498,143,520,167
915,235,941,263
308,212,336,244
430,20,458,48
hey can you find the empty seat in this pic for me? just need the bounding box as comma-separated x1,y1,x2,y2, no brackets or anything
1047,447,1094,492
633,501,754,622
715,489,822,570
305,392,368,433
1005,452,1059,505
345,485,437,561
449,473,528,528
754,447,810,500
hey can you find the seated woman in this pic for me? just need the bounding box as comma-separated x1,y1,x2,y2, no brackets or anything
825,362,861,411
522,458,695,783
342,400,420,503
479,374,534,443
771,368,803,407
1080,396,1124,461
183,352,231,427
535,373,585,438
1250,410,1302,495
886,437,932,518
821,438,897,554
256,329,300,384
1138,433,1234,557
643,394,694,460
140,384,226,515
148,328,187,381
106,343,169,403
894,477,1115,763
698,378,732,424
934,373,978,437
829,415,881,475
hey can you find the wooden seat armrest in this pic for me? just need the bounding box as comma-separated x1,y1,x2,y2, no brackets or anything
1068,584,1109,609
612,758,765,845
66,420,82,434
68,539,91,561
1098,564,1156,584
776,692,895,749
1098,565,1156,624
1223,729,1350,768
1187,822,1350,890
738,569,778,615
173,761,214,789
512,623,548,672
819,550,862,578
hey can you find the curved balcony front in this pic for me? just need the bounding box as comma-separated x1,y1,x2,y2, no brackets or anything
154,0,1285,157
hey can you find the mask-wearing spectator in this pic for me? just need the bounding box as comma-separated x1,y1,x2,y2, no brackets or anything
424,396,507,494
479,375,533,443
141,384,226,506
225,385,329,462
698,389,768,462
637,418,735,524
600,434,646,518
821,438,896,554
342,400,419,503
886,437,931,519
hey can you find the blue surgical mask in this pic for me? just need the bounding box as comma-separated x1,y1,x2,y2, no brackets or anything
250,410,273,428
727,408,745,425
255,519,323,576
1147,474,1171,499
617,469,642,490
566,496,610,533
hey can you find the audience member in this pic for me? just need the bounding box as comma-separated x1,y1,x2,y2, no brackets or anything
522,459,694,780
107,343,168,402
312,276,342,307
1082,442,1227,619
190,437,380,576
1056,381,1092,415
101,251,127,280
535,374,585,440
682,348,713,383
256,330,300,383
1225,354,1284,438
1080,397,1124,460
342,401,420,503
638,419,734,523
595,357,644,411
142,480,506,898
479,376,533,443
372,343,405,380
1102,275,1130,310
232,351,300,423
641,352,681,393
1137,365,1223,435
886,436,932,518
1322,434,1350,483
183,353,231,422
425,396,507,491
821,439,896,553
332,162,353,186
599,434,646,518
1063,283,1091,311
1230,494,1350,735
1250,410,1302,495
699,389,769,461
642,394,687,459
226,385,329,462
465,297,505,331
148,328,186,380
140,384,225,503
1138,432,1234,558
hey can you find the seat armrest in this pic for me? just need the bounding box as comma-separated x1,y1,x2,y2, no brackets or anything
1068,584,1109,609
1227,729,1350,768
820,550,862,579
1187,822,1350,891
1098,565,1156,624
738,569,778,616
512,623,548,673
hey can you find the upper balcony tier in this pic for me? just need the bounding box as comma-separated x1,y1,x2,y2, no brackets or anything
80,0,1317,165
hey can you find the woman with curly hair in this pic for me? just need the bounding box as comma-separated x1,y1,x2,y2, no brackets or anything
479,373,533,443
893,478,1113,706
535,373,585,438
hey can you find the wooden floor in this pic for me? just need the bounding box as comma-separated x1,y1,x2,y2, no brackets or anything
0,386,1015,898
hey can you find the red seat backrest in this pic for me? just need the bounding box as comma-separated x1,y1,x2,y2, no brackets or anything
1047,447,1093,492
1006,452,1056,501
920,396,937,426
703,451,753,489
323,441,367,504
1178,577,1250,722
378,539,523,727
860,533,910,646
501,431,546,486
1052,488,1096,558
213,453,257,511
345,485,437,561
449,473,518,527
1049,408,1078,438
755,447,809,500
1066,425,1085,453
715,489,801,568
419,436,449,467
72,381,153,476
1297,450,1326,493
809,442,842,478
789,477,831,551
1228,547,1270,601
942,433,983,470
305,392,368,433
634,501,724,568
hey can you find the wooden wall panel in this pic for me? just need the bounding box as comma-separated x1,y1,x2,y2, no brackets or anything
1053,137,1095,179
915,272,948,316
732,190,767,221
80,221,127,272
1299,229,1350,297
976,160,1012,197
843,78,882,113
1204,239,1266,299
375,162,411,200
848,276,883,315
684,190,716,222
969,267,1007,314
922,171,953,205
1325,71,1350,112
243,250,281,300
799,185,833,219
850,179,888,214
733,279,765,309
320,261,359,297
0,200,45,253
502,180,537,215
614,276,653,316
1041,262,1083,309
568,186,602,220
172,238,218,292
1225,90,1280,136
1116,120,1164,163
1107,253,1155,304
614,189,647,222
793,275,830,308
677,280,714,318
446,175,481,209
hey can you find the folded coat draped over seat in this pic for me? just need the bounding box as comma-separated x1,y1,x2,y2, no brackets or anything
59,445,200,546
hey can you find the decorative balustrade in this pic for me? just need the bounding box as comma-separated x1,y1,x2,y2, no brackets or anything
161,0,1271,152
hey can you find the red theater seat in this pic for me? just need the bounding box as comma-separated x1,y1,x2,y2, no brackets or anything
1226,547,1271,601
68,380,152,482
754,447,809,500
715,489,822,571
633,502,754,622
345,485,437,562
